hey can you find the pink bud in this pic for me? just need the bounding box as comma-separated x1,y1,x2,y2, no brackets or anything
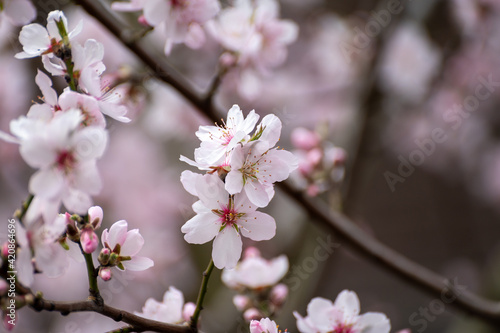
137,14,151,27
270,284,288,305
291,127,320,150
99,267,112,281
88,206,103,229
233,295,250,311
80,228,98,254
307,148,323,166
396,330,412,333
306,184,320,197
243,247,261,259
3,314,15,331
325,146,346,166
1,243,9,258
299,160,314,176
182,302,196,322
0,279,8,294
220,52,237,67
243,308,261,322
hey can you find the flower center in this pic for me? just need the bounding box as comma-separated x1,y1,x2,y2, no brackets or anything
212,199,245,229
56,150,76,172
333,323,355,333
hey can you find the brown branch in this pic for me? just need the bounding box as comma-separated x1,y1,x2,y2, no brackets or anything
74,0,500,327
31,297,191,333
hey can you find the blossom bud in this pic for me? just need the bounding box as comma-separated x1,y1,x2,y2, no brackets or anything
291,127,320,150
3,314,15,331
306,184,320,197
138,14,151,27
270,283,288,306
66,223,80,242
307,148,323,167
98,248,111,265
243,247,261,259
1,243,9,258
0,280,8,294
220,52,236,67
182,302,196,322
233,295,250,311
80,228,98,254
88,206,103,229
108,252,119,266
99,267,112,281
243,308,262,322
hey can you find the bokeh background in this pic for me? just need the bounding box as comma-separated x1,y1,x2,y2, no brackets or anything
1,0,500,332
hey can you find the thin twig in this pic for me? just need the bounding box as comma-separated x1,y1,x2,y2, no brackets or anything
190,259,215,332
73,0,500,327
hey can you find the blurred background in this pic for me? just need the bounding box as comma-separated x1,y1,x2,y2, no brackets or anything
1,0,500,332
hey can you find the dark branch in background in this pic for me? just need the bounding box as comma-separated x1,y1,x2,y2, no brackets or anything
68,0,500,328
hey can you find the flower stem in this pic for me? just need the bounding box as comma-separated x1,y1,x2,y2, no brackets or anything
190,259,215,332
80,244,101,300
13,194,34,225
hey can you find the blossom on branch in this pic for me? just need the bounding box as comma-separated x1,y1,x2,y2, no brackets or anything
135,286,195,324
250,317,282,333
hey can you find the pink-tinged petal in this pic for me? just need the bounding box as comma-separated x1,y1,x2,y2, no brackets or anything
111,0,146,11
0,130,19,144
35,70,58,106
241,110,260,134
24,196,60,227
101,229,109,247
244,179,271,207
79,66,103,97
123,256,154,271
333,290,360,320
195,173,227,209
20,138,57,169
226,130,247,151
16,248,34,286
88,206,104,229
181,212,220,244
225,170,244,195
273,149,298,173
107,220,128,247
68,19,84,39
239,211,276,241
226,105,244,128
356,313,391,333
80,228,99,253
120,229,145,257
17,24,50,57
98,100,131,123
27,103,53,121
192,200,209,214
62,188,93,215
293,311,317,333
307,297,337,331
144,0,169,26
212,226,242,269
180,170,202,196
233,190,256,213
71,126,108,161
185,23,206,49
258,114,282,148
41,55,66,76
29,168,64,200
179,155,211,171
73,161,102,195
4,0,36,26
16,223,28,248
162,286,184,322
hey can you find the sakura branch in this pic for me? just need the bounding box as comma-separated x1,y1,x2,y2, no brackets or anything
74,0,500,328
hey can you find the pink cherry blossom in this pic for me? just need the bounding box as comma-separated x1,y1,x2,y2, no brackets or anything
101,220,154,271
99,267,112,281
250,317,280,333
88,205,103,228
0,0,36,26
291,127,321,151
294,290,391,333
112,0,220,54
135,286,194,324
222,247,288,289
180,172,276,269
80,227,98,253
15,10,83,59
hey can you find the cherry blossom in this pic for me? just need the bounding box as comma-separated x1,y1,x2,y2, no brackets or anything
112,0,220,54
180,172,276,269
0,0,36,26
100,220,154,272
135,286,195,324
250,317,280,333
16,217,68,286
294,290,391,333
15,10,83,59
222,247,288,289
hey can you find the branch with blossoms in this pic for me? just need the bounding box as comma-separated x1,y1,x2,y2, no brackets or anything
1,0,500,333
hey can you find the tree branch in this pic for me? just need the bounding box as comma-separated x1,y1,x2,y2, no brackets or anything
73,0,500,327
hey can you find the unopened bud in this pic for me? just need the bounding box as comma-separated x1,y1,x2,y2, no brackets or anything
291,127,320,150
98,248,111,266
137,14,151,27
88,206,103,229
233,295,250,311
182,302,196,322
99,267,112,281
243,247,260,259
270,283,288,306
1,242,9,258
80,228,98,254
109,252,119,266
243,308,261,322
3,314,15,331
0,280,8,294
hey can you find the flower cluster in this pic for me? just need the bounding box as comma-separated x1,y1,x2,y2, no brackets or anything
111,0,220,54
290,127,346,197
222,247,289,321
180,105,297,269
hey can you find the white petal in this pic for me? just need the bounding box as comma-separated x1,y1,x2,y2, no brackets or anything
36,243,68,278
41,55,66,76
195,173,227,209
212,226,242,269
293,312,316,333
184,23,206,49
333,290,360,320
244,179,271,207
180,170,203,196
144,0,169,26
71,126,108,161
181,213,220,244
98,100,131,123
120,229,145,257
258,114,282,148
16,248,34,286
356,313,391,333
162,286,184,323
73,161,102,195
307,297,337,331
62,188,93,215
29,168,64,200
239,211,276,241
123,256,154,271
106,220,128,248
241,110,260,134
18,24,50,56
35,70,58,106
4,0,36,26
20,137,57,169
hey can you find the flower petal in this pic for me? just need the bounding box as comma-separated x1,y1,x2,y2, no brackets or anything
120,229,145,257
106,220,128,248
181,212,220,244
123,256,154,271
29,168,64,200
212,226,242,269
239,211,276,241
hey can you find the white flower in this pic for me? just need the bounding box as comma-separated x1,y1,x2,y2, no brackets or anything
15,10,83,59
135,286,195,324
250,317,280,333
0,0,36,26
101,220,154,271
222,247,288,289
294,290,391,333
16,217,68,286
112,0,220,54
180,172,276,269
